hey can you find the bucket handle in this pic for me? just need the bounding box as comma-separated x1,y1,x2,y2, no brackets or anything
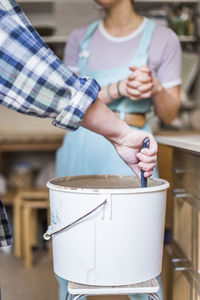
43,199,107,240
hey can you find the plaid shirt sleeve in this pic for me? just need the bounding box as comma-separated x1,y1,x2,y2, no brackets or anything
0,198,13,247
0,0,100,131
0,0,100,247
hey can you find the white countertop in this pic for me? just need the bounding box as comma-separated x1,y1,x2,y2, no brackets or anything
156,132,200,153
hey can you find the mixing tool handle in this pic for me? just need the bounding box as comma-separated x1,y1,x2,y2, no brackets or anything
141,137,150,188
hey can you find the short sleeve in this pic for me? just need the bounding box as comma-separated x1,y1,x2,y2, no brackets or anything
154,28,182,89
64,27,87,73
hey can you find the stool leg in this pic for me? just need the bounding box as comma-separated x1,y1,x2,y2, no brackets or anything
66,294,86,300
147,293,160,300
23,206,33,268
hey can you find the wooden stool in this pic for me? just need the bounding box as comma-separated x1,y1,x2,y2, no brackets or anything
13,190,49,262
67,279,160,300
22,200,49,268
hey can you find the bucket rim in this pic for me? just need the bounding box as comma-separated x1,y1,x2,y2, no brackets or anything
47,175,169,194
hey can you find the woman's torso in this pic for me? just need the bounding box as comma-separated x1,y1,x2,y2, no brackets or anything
55,18,181,177
64,18,181,91
77,18,155,114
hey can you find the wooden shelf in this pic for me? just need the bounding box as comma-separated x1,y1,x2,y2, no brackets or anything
19,0,197,2
0,134,64,152
179,36,197,42
17,0,54,3
42,34,197,45
135,0,199,3
43,35,67,44
41,35,198,46
0,142,62,152
2,192,15,205
2,187,49,206
19,0,198,2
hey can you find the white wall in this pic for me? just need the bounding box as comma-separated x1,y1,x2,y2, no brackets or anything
55,0,102,36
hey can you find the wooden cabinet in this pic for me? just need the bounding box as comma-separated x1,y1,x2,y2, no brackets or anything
194,282,200,300
173,149,200,270
163,147,200,300
173,271,192,300
198,212,200,272
158,144,174,229
173,199,192,260
163,243,194,300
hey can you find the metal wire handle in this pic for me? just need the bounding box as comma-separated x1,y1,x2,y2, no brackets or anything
44,199,107,240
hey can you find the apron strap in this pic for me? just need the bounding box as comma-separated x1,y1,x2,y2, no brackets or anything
117,19,155,115
133,19,156,67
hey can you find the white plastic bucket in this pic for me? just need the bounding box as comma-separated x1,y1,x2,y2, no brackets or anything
46,175,169,286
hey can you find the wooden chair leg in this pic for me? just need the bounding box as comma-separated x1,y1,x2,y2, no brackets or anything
23,206,33,268
14,190,49,267
14,195,23,257
30,209,37,247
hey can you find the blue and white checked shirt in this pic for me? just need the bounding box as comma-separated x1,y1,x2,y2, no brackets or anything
0,0,100,247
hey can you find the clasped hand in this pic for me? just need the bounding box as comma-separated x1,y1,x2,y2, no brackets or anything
120,66,155,100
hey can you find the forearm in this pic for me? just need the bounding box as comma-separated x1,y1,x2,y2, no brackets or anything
152,80,181,124
82,99,129,144
82,99,158,179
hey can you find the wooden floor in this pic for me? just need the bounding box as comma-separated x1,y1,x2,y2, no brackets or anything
0,249,58,300
0,249,128,300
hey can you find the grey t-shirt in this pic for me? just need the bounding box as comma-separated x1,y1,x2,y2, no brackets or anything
64,18,182,89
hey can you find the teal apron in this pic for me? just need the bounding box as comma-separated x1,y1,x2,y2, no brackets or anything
56,19,158,178
56,19,162,300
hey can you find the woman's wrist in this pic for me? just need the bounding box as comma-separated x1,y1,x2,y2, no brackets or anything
106,83,117,102
152,78,164,95
106,81,125,102
116,80,123,97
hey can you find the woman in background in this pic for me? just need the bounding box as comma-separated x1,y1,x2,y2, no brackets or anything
56,0,182,299
57,0,181,178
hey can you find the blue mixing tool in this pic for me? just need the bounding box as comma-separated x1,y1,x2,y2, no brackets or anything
141,137,150,188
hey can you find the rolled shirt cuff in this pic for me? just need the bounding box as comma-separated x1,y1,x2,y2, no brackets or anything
53,77,101,130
